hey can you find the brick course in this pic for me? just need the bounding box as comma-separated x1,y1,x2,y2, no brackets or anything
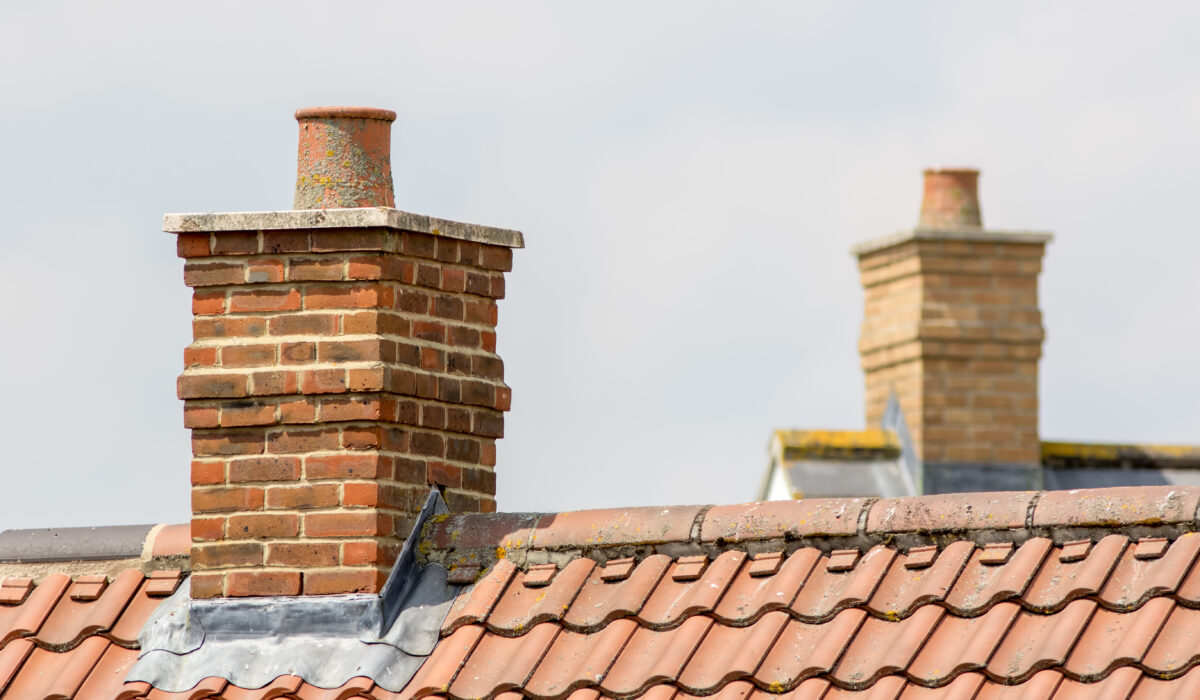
178,227,512,597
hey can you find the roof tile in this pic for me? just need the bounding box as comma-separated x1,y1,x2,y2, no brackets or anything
897,672,985,699
601,615,713,696
757,608,868,690
907,601,1021,685
441,558,517,635
986,599,1097,681
974,670,1062,699
1021,534,1127,612
791,546,895,621
713,548,818,625
447,623,560,699
1032,486,1200,528
36,568,142,648
637,551,745,628
75,642,141,698
0,638,34,689
1063,597,1173,681
1132,664,1200,699
823,674,906,698
487,557,594,633
401,624,484,698
0,572,69,646
530,506,704,550
563,554,670,632
5,635,109,699
523,618,637,698
1098,532,1200,610
943,537,1051,615
1051,665,1142,699
1140,603,1200,675
866,541,973,618
831,604,943,687
677,610,789,693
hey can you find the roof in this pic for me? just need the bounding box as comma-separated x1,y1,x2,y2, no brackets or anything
10,486,1200,698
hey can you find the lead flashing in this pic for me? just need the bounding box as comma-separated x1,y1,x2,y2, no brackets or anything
163,207,525,249
851,227,1053,257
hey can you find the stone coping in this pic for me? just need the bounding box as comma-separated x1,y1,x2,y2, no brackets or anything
163,207,524,249
851,226,1053,257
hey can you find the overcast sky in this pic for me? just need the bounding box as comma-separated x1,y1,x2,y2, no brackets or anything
1,3,1198,530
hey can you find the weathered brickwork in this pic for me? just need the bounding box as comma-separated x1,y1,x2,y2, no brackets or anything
858,237,1047,465
177,227,511,598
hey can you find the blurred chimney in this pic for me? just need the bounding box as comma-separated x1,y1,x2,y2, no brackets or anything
853,168,1051,492
166,106,522,598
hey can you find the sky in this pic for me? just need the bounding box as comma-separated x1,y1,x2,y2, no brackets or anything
1,3,1198,530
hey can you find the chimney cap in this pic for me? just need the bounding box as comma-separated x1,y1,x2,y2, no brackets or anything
294,106,396,122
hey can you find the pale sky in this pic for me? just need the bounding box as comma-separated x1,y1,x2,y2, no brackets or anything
1,3,1198,530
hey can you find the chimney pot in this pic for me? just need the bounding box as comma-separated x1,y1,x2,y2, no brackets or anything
919,167,981,229
294,106,397,210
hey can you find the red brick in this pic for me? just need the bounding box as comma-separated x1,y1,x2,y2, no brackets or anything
262,231,311,253
179,373,249,399
227,513,300,539
193,290,227,315
301,368,347,394
318,339,384,363
434,295,464,322
185,262,244,287
221,344,276,368
319,397,382,422
191,517,226,542
465,272,491,296
194,316,267,340
427,461,461,488
269,313,339,336
267,542,339,567
481,331,497,353
192,486,265,514
411,431,444,457
228,456,301,483
401,232,437,258
305,511,388,538
312,229,388,252
250,370,298,396
495,385,512,412
227,570,301,597
192,429,265,456
489,276,505,299
184,346,218,368
184,405,220,429
279,398,317,424
191,460,225,486
221,402,276,428
449,325,480,348
395,289,431,314
303,569,385,595
280,341,316,364
342,482,379,507
268,427,341,453
192,542,264,569
463,466,497,494
464,301,497,325
211,232,259,255
341,540,378,566
246,258,284,283
266,483,340,510
415,264,440,288
435,239,460,263
461,380,495,408
229,289,302,313
342,425,386,450
307,454,381,480
347,256,385,280
177,233,212,258
441,268,466,293
479,245,513,272
347,367,386,392
304,284,389,310
480,441,497,467
189,573,224,599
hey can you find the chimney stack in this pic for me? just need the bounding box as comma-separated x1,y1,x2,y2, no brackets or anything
854,169,1051,492
167,107,523,598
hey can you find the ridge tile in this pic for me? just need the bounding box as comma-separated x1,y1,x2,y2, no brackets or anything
1032,486,1200,529
866,491,1033,533
529,506,703,550
701,499,871,543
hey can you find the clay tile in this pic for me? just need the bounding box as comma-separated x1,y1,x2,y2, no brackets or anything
672,555,709,582
117,681,152,700
1032,485,1200,528
908,602,1021,686
979,542,1014,565
487,558,595,632
145,571,183,598
1023,535,1127,613
1103,533,1200,610
986,599,1097,681
904,546,938,570
447,564,482,585
714,549,818,625
1135,537,1170,560
1142,605,1200,676
638,551,745,628
70,575,109,602
449,623,561,698
701,499,870,543
150,523,192,558
75,643,142,699
401,624,485,697
974,669,1063,699
867,491,1034,534
523,618,638,697
827,550,860,572
0,639,34,689
677,610,790,693
1052,666,1141,699
792,546,894,622
0,577,34,605
565,554,671,631
442,559,518,635
757,610,869,690
602,616,714,696
748,552,785,578
1063,597,1173,681
601,557,637,582
530,505,703,550
1059,539,1091,563
524,563,559,588
944,538,1051,615
868,541,973,618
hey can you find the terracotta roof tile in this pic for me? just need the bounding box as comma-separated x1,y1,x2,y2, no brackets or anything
943,537,1051,614
524,618,637,697
37,568,142,648
1139,603,1200,676
1021,534,1127,612
6,634,110,698
713,549,818,624
866,491,1034,533
1063,597,1173,681
601,615,713,696
563,554,670,631
1099,531,1200,610
676,610,788,692
866,541,973,618
907,601,1021,685
487,557,594,633
1052,665,1143,699
637,551,745,628
791,546,895,621
1132,664,1200,699
973,669,1062,699
758,609,868,690
986,598,1097,681
441,557,517,635
832,605,943,688
76,641,142,698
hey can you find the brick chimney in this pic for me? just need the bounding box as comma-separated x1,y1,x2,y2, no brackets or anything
853,168,1051,493
167,107,523,598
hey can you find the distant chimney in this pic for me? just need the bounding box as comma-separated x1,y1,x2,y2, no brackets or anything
854,169,1051,492
167,107,523,598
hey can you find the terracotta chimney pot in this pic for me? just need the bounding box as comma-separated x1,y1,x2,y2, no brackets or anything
919,168,982,229
293,106,397,209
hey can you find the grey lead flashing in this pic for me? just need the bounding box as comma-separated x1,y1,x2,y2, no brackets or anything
850,227,1053,256
162,207,525,249
126,489,465,693
0,524,154,562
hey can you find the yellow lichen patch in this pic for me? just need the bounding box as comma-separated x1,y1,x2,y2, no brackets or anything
495,546,507,560
775,428,901,460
